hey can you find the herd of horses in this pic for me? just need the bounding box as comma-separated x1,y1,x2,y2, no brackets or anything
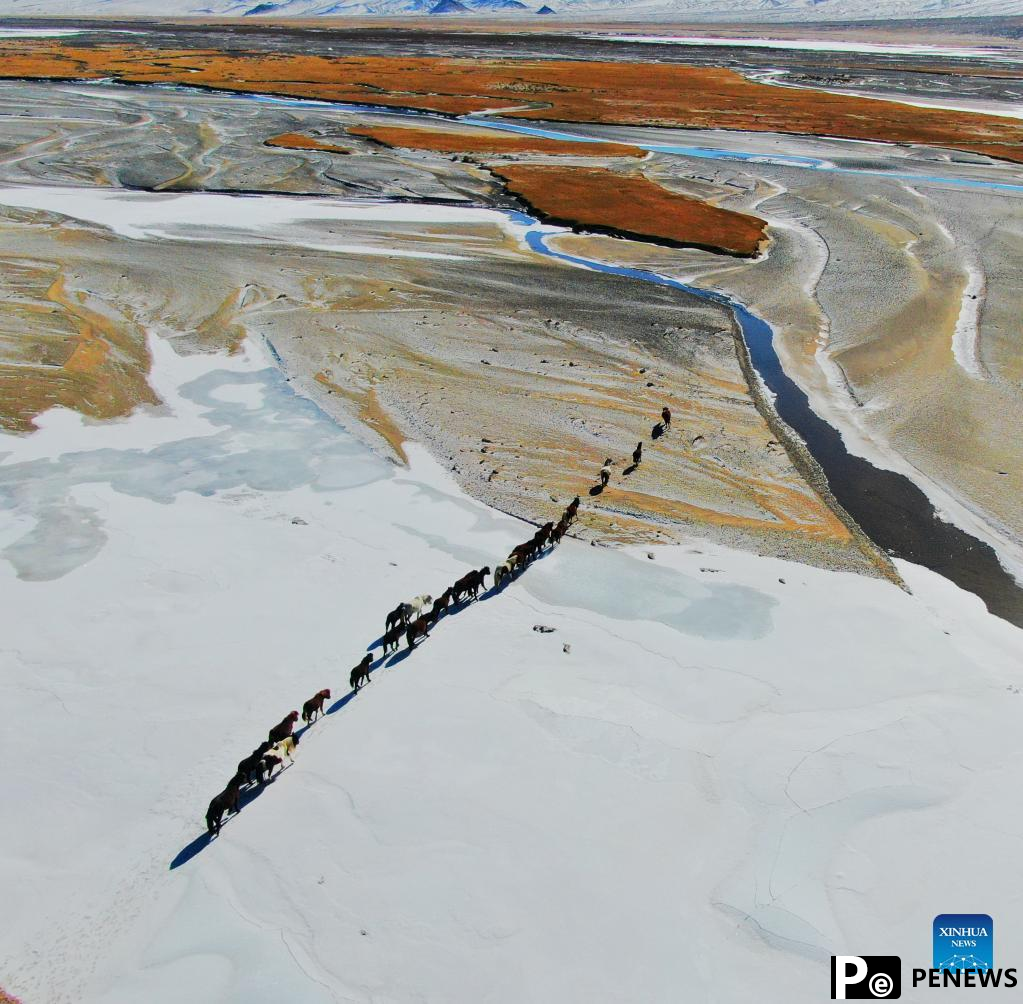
204,493,584,838
204,402,676,840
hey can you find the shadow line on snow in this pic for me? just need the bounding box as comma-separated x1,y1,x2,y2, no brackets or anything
170,544,559,869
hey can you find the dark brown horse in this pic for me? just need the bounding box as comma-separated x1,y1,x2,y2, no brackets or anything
301,688,331,723
381,623,403,653
206,776,242,836
430,588,453,622
511,541,537,566
661,406,671,428
350,653,372,691
451,566,490,603
632,441,643,466
406,615,431,649
237,741,273,784
565,496,581,522
550,516,570,545
268,710,299,744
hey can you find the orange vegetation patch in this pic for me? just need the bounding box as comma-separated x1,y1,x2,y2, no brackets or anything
346,124,644,157
265,132,353,155
493,164,768,257
0,264,158,433
1,42,1022,162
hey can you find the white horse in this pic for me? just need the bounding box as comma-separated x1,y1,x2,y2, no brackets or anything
494,557,519,588
403,593,433,619
263,735,298,777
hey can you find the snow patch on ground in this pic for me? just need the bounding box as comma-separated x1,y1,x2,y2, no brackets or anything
2,323,1022,1003
0,186,511,261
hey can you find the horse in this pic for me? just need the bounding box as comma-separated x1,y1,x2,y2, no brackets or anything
599,459,612,488
381,624,403,654
429,588,453,623
535,523,554,546
406,615,431,649
268,710,299,744
302,689,331,723
632,441,643,466
385,602,408,633
494,557,518,588
565,496,581,522
350,653,372,691
403,594,433,621
262,734,299,777
206,777,242,837
661,406,671,428
466,566,490,599
237,741,273,784
451,570,475,603
511,542,536,566
550,517,570,545
452,568,489,604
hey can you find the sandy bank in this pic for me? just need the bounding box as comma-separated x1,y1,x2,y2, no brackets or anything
0,188,878,575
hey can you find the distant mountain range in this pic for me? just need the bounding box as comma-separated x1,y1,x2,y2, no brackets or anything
2,0,1022,19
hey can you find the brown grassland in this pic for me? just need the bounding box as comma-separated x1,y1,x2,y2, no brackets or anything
265,132,353,154
0,42,1021,162
493,164,769,256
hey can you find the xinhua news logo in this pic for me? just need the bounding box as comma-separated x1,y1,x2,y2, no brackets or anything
832,914,1019,998
831,956,901,999
933,913,994,972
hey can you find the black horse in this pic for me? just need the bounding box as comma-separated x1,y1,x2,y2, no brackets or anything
237,741,273,784
350,653,372,691
206,777,242,836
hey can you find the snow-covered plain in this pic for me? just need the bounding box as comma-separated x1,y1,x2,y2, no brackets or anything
2,297,1023,1002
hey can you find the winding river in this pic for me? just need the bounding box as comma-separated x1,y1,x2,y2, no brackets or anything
50,83,1023,624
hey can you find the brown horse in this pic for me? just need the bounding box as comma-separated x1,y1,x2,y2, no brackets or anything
301,689,331,723
268,710,299,744
661,406,671,428
452,567,489,603
550,516,570,545
206,776,242,836
406,615,431,649
511,541,536,566
565,496,581,522
632,441,643,466
350,653,372,691
430,588,453,622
